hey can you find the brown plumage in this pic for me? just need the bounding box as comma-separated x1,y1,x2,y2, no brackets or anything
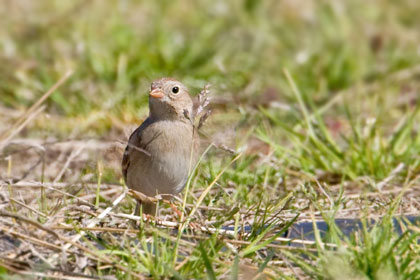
122,78,199,215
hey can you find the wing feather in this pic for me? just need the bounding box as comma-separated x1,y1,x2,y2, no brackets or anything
121,118,152,183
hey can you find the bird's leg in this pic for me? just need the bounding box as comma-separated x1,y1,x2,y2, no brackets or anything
141,202,157,216
169,203,183,218
132,201,156,228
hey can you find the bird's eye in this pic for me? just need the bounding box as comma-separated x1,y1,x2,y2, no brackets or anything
172,86,180,94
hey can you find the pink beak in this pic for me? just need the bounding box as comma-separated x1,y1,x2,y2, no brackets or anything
149,89,164,99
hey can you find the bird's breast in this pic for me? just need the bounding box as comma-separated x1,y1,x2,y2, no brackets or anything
141,120,196,194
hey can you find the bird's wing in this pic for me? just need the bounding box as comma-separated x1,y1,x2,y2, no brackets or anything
121,118,152,182
121,143,131,182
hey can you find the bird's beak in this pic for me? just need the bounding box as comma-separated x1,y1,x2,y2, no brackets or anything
149,89,164,99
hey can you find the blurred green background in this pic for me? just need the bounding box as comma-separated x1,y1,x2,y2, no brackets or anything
1,0,420,181
2,0,419,115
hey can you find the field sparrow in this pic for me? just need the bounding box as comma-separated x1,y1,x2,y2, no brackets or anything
122,78,199,215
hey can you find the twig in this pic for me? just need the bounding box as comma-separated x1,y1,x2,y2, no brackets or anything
35,189,145,278
1,222,143,278
0,210,59,238
0,105,46,152
214,143,236,154
105,211,338,249
6,138,119,152
78,188,120,200
0,225,61,251
62,190,128,251
376,163,405,191
1,181,102,208
0,70,73,150
53,144,85,184
43,191,131,276
2,180,122,190
51,225,139,234
0,262,99,280
315,180,334,208
50,224,328,251
56,229,144,279
9,198,47,217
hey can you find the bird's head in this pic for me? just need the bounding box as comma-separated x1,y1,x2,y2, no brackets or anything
148,77,193,122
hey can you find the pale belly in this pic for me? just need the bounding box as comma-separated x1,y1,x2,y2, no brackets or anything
128,152,191,196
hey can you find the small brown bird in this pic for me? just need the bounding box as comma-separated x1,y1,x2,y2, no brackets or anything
122,78,198,215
